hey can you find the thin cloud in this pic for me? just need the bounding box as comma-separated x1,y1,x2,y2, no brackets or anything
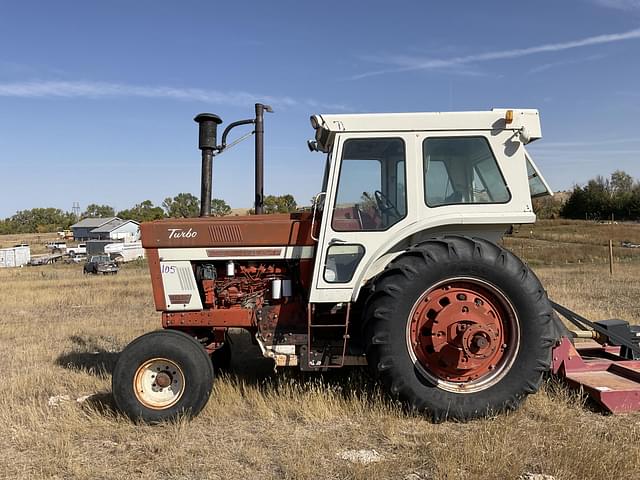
352,27,640,80
0,80,348,111
532,138,640,148
592,0,640,10
534,149,640,155
615,90,640,97
528,53,606,74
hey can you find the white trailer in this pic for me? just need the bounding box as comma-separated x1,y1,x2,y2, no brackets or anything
0,246,31,268
104,241,145,263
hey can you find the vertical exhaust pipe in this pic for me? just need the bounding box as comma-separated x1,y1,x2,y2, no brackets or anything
254,104,265,215
194,113,223,217
254,103,272,215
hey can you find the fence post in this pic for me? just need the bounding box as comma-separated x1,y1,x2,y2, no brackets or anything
609,239,614,276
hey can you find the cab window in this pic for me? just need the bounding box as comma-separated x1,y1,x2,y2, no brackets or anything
332,138,406,231
423,137,510,207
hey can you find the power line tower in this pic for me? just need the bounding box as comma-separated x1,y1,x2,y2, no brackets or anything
72,202,81,220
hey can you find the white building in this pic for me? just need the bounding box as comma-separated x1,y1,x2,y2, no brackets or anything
70,217,140,242
90,219,140,242
0,246,31,268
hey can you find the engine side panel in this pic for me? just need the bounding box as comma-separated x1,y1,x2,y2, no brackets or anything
140,212,315,249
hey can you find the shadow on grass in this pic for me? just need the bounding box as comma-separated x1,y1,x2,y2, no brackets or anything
542,375,611,415
83,391,119,416
55,330,385,418
221,329,381,404
56,334,121,377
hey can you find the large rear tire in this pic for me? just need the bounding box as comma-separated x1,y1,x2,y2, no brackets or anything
112,329,214,423
365,236,555,421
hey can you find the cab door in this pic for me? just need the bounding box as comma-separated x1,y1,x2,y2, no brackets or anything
309,133,416,303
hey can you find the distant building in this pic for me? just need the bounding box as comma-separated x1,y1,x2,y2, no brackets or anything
71,217,120,240
90,219,140,242
70,217,140,242
0,246,30,268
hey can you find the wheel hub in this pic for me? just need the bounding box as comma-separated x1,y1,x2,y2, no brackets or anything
133,358,185,410
408,280,515,385
155,371,172,388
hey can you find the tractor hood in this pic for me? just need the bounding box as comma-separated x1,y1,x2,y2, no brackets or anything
140,212,315,249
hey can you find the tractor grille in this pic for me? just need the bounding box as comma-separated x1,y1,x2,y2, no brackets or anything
208,224,243,243
177,266,196,291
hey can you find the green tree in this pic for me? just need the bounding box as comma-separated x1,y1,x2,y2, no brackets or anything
629,184,640,219
610,170,633,196
162,193,200,218
560,171,640,221
0,218,13,234
82,203,115,218
561,178,606,220
610,170,634,219
118,200,165,223
4,208,75,234
532,196,563,219
263,194,298,214
210,198,231,217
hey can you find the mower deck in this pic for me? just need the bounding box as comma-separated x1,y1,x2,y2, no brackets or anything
552,337,640,413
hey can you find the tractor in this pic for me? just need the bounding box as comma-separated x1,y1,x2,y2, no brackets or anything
112,104,640,422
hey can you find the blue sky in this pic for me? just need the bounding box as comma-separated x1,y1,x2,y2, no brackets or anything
1,0,639,217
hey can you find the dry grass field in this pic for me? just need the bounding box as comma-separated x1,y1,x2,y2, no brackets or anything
1,222,640,479
0,232,60,255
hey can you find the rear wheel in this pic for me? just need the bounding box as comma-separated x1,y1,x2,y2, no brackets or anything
365,236,555,421
112,329,214,423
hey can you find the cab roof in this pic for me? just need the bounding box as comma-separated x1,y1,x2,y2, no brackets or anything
311,108,541,152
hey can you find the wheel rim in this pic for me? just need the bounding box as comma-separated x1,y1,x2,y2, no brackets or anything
406,277,520,393
133,358,185,409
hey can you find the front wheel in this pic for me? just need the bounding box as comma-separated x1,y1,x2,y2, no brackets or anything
112,329,214,423
365,236,555,421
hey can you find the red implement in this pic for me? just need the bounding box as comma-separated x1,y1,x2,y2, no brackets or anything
552,337,640,413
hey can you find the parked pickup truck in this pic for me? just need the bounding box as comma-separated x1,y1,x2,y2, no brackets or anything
46,241,67,253
66,243,87,257
83,255,118,275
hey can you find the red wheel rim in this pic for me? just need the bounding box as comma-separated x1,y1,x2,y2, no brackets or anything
407,277,519,392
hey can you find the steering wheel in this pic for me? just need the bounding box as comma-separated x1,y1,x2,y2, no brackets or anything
374,190,401,218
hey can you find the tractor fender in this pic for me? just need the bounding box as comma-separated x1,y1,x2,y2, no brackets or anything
349,218,518,303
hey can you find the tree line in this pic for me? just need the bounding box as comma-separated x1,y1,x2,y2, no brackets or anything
0,193,298,234
534,170,640,221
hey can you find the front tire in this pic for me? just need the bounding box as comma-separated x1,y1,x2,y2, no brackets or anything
112,329,214,423
365,236,555,421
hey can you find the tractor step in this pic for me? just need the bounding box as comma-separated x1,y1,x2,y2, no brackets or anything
305,303,351,369
552,337,640,413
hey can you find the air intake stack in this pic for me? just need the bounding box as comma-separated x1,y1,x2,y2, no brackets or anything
194,113,223,217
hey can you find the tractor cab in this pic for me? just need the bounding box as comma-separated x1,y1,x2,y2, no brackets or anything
307,109,551,303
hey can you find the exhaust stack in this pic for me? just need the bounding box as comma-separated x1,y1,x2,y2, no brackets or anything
194,113,223,217
194,104,271,218
254,103,267,215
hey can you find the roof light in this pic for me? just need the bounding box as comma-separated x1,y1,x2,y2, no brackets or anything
505,110,514,124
